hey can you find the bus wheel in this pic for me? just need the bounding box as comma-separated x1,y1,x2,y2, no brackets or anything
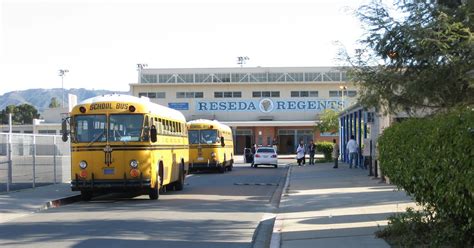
149,175,161,200
81,191,93,201
174,163,185,191
228,159,233,171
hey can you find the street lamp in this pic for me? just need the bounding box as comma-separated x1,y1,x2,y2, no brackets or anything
58,69,69,108
339,85,347,110
237,56,249,68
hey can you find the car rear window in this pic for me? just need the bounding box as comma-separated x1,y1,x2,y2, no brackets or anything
257,148,275,153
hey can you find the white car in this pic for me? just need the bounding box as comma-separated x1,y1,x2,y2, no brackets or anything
252,147,278,168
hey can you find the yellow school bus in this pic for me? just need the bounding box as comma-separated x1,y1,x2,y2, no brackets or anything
62,94,188,200
187,119,234,173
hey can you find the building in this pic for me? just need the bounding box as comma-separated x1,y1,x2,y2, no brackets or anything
131,66,357,154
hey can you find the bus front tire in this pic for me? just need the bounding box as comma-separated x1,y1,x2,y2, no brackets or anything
149,176,161,200
81,191,93,201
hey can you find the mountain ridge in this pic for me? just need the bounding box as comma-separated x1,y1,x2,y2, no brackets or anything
0,88,130,113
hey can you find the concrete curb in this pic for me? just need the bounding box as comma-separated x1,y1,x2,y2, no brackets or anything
269,164,293,248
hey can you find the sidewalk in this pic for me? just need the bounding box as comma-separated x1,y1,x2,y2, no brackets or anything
273,163,417,248
0,183,80,224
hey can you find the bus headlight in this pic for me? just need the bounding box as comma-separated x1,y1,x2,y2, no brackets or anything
130,160,139,168
210,152,216,157
79,160,88,169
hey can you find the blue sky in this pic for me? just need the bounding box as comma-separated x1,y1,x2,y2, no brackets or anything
0,0,375,95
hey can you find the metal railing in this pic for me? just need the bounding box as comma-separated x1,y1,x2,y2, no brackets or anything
0,133,70,192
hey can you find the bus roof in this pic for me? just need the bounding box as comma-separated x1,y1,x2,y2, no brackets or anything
77,94,186,122
187,119,232,132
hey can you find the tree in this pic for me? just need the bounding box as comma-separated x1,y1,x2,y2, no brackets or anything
342,0,473,114
49,97,61,108
0,104,40,124
315,109,339,134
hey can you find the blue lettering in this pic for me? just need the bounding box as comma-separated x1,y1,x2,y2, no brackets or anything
210,102,218,111
198,102,208,111
320,101,327,110
276,101,286,110
297,101,306,109
248,102,257,110
229,102,236,110
238,102,247,110
308,101,317,109
219,102,227,110
288,101,296,110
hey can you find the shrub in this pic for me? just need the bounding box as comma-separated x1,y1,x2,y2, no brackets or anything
316,141,333,160
378,107,474,245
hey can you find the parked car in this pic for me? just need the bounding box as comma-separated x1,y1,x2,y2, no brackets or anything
252,147,278,168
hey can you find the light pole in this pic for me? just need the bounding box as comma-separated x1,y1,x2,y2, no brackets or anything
237,56,249,68
58,69,69,108
339,85,347,110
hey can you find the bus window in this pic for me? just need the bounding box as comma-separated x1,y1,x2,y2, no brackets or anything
188,130,200,144
200,130,218,144
74,115,106,143
109,114,144,142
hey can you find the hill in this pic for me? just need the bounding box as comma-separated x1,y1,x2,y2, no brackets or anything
0,88,129,113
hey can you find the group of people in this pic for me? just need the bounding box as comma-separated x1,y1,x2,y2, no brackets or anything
295,140,317,166
295,135,370,170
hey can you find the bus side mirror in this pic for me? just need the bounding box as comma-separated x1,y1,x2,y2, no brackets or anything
61,118,69,142
220,136,225,147
150,125,157,143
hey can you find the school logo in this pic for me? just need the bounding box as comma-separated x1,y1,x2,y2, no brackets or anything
259,98,274,113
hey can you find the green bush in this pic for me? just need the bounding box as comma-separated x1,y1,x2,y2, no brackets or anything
316,141,333,160
378,107,474,245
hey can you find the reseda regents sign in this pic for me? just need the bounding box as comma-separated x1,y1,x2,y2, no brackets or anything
196,98,344,113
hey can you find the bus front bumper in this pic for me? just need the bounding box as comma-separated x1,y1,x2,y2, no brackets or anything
71,173,151,191
189,161,219,171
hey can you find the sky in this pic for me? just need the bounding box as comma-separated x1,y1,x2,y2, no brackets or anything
0,0,374,95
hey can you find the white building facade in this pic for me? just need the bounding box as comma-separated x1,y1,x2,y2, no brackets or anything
130,67,357,154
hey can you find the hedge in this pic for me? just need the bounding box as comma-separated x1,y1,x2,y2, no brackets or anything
378,107,473,243
316,141,334,160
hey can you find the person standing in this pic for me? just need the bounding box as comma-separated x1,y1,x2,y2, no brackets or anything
272,137,279,153
299,140,306,165
332,139,339,168
307,140,316,165
346,135,358,168
362,138,371,170
296,143,305,166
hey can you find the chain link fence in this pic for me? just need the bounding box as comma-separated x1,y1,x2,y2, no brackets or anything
0,133,70,192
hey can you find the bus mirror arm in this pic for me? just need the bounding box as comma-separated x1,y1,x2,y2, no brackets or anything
221,136,225,147
150,125,157,143
61,117,70,142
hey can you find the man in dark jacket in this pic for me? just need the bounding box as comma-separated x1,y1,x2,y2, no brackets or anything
307,140,316,165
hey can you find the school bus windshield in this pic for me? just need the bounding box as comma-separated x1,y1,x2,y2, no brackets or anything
188,130,219,144
109,114,144,142
74,114,144,143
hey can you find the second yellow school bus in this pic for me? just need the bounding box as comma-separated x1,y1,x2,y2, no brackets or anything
187,119,234,173
62,94,188,200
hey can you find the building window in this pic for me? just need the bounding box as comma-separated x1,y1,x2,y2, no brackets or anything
291,91,318,97
253,91,280,98
329,90,357,97
195,92,203,98
176,92,186,98
141,74,157,83
156,92,166,98
214,91,242,98
138,92,147,98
